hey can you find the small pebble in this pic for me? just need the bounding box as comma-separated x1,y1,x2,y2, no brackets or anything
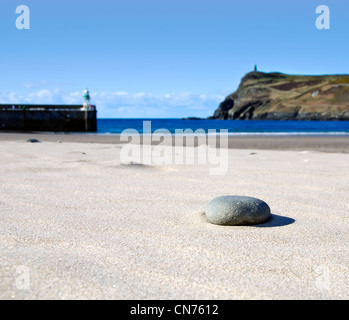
205,195,271,226
26,139,41,143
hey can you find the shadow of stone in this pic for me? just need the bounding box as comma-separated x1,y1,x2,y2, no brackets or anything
253,214,295,228
200,211,295,228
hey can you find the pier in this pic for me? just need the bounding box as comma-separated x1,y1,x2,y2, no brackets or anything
0,90,97,132
0,104,97,132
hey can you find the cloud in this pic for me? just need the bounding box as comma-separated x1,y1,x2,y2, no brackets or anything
92,91,224,118
22,81,49,89
0,89,224,118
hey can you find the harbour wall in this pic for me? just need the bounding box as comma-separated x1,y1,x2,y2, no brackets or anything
0,105,97,132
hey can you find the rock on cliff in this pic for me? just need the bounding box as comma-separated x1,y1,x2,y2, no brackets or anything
211,71,349,120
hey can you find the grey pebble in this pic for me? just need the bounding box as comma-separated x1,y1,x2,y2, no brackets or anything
205,195,271,226
26,139,41,143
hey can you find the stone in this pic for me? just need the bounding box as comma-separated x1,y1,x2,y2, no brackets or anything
205,195,271,226
26,139,41,143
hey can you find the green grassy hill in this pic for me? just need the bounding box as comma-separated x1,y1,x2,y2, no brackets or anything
211,71,349,120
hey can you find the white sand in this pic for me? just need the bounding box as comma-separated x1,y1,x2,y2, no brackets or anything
0,140,348,300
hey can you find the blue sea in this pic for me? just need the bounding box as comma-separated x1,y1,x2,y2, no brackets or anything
96,119,349,135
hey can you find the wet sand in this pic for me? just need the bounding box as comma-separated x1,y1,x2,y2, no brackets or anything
0,132,349,153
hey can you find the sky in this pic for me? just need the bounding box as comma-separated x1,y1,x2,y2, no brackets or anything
0,0,348,118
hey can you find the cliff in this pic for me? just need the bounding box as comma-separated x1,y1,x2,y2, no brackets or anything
211,71,349,120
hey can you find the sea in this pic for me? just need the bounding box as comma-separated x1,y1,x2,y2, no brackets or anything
96,119,349,135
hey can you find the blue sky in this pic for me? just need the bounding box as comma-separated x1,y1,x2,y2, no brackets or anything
0,0,348,118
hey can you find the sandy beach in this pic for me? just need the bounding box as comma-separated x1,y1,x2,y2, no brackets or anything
0,133,348,299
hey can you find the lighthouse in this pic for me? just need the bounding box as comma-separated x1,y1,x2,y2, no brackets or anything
83,89,91,110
